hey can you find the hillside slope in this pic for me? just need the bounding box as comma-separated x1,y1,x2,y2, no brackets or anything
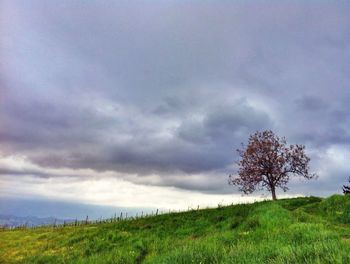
1,195,350,264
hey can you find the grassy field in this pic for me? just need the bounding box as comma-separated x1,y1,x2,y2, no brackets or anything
1,195,350,264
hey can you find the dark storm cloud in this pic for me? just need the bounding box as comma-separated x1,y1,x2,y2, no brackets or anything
178,101,272,144
1,0,350,194
0,168,51,178
288,95,350,148
0,96,272,178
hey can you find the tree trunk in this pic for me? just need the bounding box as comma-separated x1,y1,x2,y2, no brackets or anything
271,186,277,200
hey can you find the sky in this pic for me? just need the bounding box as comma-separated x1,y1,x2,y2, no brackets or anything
1,1,350,219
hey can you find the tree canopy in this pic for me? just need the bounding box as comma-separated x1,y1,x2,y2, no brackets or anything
229,130,317,200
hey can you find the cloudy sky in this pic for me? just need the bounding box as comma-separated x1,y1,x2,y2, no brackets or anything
1,1,350,218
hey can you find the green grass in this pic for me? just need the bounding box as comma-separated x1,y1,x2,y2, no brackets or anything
1,195,350,263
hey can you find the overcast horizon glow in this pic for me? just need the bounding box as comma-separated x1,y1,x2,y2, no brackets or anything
1,1,350,216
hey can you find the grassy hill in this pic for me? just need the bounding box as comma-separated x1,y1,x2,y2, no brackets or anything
1,195,350,264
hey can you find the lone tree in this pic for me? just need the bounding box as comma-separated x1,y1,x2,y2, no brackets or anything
343,177,350,194
229,130,316,200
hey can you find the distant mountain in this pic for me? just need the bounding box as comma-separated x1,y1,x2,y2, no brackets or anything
0,197,154,220
0,214,74,228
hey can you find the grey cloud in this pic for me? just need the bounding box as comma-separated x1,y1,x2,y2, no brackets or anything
0,168,51,178
285,95,350,148
6,99,271,177
178,100,273,145
1,1,350,194
295,96,328,112
153,97,187,116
